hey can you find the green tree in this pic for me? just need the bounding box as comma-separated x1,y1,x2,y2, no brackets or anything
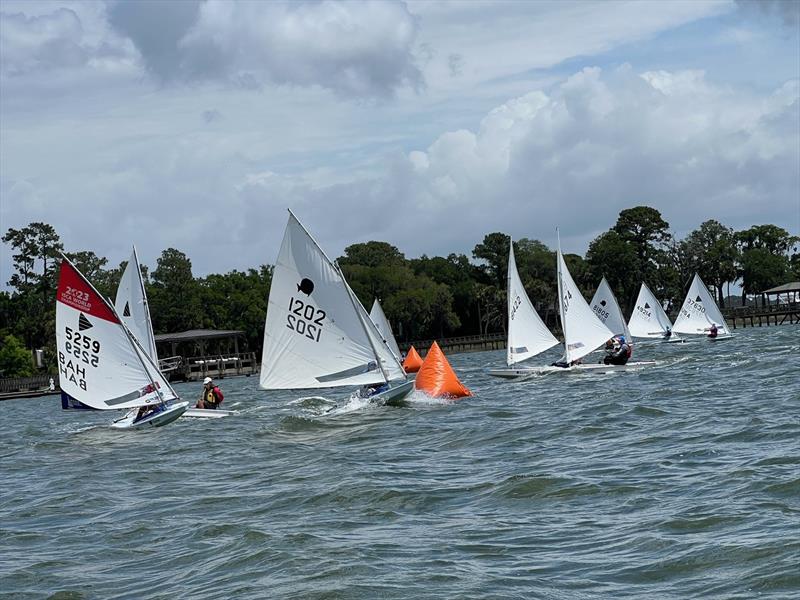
0,333,34,377
740,248,790,297
337,241,405,268
197,266,273,352
473,232,510,290
585,230,639,312
149,248,203,333
736,225,797,303
411,253,481,335
514,238,557,315
2,223,64,350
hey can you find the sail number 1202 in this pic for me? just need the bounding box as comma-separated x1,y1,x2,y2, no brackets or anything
287,297,325,342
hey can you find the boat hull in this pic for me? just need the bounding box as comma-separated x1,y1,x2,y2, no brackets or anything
182,408,233,419
708,335,734,342
111,401,189,430
489,361,657,379
372,380,415,405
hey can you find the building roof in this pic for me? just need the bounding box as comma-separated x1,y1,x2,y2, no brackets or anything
762,282,800,294
154,329,244,343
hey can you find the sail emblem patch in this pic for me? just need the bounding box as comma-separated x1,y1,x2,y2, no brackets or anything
695,295,703,302
123,302,131,317
78,313,93,331
297,278,315,296
644,302,651,309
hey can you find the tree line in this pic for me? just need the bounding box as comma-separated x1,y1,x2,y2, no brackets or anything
1,207,798,377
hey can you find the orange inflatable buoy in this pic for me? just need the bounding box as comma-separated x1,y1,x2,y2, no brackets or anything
403,345,424,373
414,341,472,399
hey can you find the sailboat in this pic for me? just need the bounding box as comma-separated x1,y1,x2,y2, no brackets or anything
114,246,158,361
369,298,403,364
259,210,413,404
114,247,232,418
589,277,632,341
488,237,560,378
628,282,686,343
672,273,733,340
55,255,188,429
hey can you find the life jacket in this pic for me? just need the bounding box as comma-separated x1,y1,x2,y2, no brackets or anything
204,386,223,406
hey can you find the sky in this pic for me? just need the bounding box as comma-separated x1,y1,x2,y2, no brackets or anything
1,0,799,286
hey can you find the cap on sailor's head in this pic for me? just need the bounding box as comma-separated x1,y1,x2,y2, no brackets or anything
203,377,213,385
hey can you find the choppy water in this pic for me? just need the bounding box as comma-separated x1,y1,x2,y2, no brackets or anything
1,326,799,599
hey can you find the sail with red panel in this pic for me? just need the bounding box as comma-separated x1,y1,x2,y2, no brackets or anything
55,255,182,418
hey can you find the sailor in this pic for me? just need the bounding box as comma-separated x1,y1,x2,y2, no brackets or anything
360,382,389,398
603,335,631,365
196,377,224,409
708,323,718,338
663,327,672,340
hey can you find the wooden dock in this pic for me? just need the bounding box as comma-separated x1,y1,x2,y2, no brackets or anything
398,333,506,356
722,302,800,329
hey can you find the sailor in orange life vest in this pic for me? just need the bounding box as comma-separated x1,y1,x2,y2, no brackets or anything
196,377,224,409
603,335,632,365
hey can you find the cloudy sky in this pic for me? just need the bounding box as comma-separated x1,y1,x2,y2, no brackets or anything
1,0,798,285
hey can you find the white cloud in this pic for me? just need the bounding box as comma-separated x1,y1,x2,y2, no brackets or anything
106,0,422,99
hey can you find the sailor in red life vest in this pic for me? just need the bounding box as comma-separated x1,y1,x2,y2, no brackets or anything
603,335,632,365
196,377,224,409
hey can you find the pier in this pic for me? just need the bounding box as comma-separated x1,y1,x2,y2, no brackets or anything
723,302,800,329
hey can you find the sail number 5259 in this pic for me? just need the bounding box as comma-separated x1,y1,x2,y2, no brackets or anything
287,297,325,342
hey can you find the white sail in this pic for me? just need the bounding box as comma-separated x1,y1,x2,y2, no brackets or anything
56,257,177,411
369,299,403,364
589,277,632,340
506,238,559,365
673,273,731,335
353,291,406,382
260,211,404,390
628,283,675,338
114,246,158,361
557,245,614,364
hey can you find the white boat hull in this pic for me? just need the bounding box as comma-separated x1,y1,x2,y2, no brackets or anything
182,408,233,419
708,334,734,341
111,401,189,430
371,380,415,405
489,361,657,379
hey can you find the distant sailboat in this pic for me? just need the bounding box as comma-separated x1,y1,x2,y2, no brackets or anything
672,273,733,340
589,276,632,341
554,242,655,372
114,247,231,418
491,236,655,378
260,210,413,403
55,255,187,429
628,282,685,343
369,298,403,364
488,237,559,378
